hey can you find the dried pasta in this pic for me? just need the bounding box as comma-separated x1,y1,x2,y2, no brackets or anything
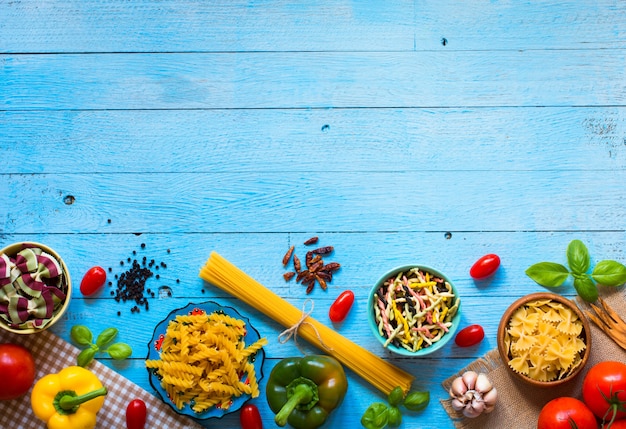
146,311,267,413
199,251,415,396
504,299,586,382
372,267,459,353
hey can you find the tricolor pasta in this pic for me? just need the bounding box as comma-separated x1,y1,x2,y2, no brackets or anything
503,299,586,382
145,310,267,413
372,267,460,353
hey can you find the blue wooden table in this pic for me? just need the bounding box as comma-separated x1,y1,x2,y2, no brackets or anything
2,1,626,428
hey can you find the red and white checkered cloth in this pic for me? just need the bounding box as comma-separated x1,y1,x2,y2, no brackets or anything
0,329,204,429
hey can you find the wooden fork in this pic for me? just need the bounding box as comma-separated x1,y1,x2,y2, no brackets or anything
584,297,626,350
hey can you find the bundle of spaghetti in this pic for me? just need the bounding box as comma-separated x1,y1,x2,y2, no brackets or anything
199,251,414,395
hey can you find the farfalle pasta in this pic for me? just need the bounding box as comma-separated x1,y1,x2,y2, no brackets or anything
145,311,267,413
503,299,586,382
0,245,68,329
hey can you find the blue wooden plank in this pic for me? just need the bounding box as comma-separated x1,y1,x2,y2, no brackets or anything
2,107,626,174
415,0,626,50
1,0,625,53
2,170,626,234
2,50,626,110
0,0,416,53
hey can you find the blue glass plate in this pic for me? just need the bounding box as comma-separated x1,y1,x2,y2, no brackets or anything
146,301,265,421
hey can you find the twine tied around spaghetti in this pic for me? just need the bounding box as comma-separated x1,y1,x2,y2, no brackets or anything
278,299,333,352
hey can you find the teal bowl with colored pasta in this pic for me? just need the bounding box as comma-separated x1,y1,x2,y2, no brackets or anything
368,265,461,357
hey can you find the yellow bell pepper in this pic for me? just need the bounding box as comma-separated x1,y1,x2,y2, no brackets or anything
31,366,107,429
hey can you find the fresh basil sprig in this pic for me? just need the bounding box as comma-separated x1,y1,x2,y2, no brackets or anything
70,325,133,366
361,386,429,429
526,239,626,302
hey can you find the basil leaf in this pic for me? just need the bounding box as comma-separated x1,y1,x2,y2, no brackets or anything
107,342,133,360
96,327,118,348
403,391,430,411
387,386,404,407
567,239,590,275
361,402,389,429
70,325,93,346
77,347,97,367
592,260,626,287
525,262,570,287
387,406,402,427
574,275,598,303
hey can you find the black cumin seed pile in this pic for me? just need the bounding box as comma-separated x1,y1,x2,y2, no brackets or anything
110,243,168,315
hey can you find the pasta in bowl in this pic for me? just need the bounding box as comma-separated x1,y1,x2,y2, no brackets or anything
146,301,267,420
368,265,461,357
497,292,591,388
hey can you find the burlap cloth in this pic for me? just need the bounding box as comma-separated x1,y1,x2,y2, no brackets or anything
441,288,626,429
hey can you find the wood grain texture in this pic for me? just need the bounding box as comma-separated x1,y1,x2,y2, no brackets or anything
2,170,626,233
2,0,625,53
2,1,626,428
2,107,626,174
2,50,626,109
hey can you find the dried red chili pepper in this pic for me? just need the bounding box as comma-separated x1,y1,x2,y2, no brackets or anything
296,270,310,283
311,246,334,255
315,275,327,290
281,239,340,294
324,262,341,272
282,246,295,266
303,236,319,245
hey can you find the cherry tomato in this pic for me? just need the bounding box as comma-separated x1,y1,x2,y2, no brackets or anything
454,324,485,347
582,361,626,422
126,398,147,429
469,254,501,279
537,397,598,429
80,266,107,296
0,343,36,400
329,290,355,323
240,403,263,429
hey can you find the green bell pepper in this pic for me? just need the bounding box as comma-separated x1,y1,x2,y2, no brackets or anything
266,355,348,429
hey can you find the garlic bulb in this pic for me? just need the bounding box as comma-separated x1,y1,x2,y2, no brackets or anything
449,371,497,418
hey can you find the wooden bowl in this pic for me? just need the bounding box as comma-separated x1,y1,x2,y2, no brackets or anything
497,292,591,388
0,242,72,334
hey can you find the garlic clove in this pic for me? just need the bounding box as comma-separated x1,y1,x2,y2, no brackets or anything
461,371,478,390
475,373,493,393
463,400,485,418
482,387,498,413
450,375,469,397
451,398,466,411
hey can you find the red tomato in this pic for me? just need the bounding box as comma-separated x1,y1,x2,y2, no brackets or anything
582,361,626,422
240,403,263,429
329,290,355,323
469,254,501,279
454,324,485,347
125,398,147,429
80,266,107,296
0,343,36,400
604,421,626,429
537,397,598,429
